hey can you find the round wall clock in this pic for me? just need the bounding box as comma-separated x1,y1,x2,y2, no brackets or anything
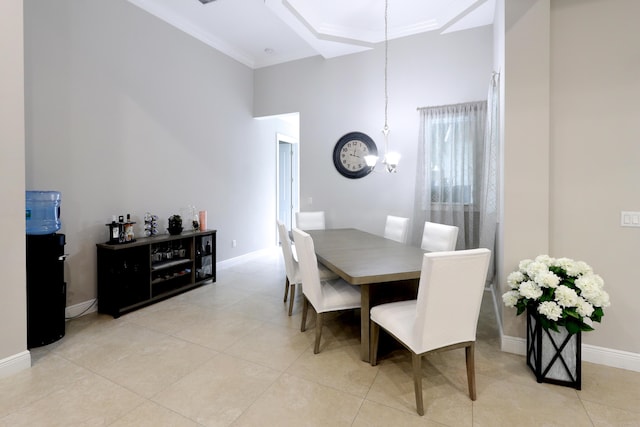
332,132,378,179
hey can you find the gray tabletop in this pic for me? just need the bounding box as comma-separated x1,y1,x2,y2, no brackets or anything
306,228,426,362
307,228,424,285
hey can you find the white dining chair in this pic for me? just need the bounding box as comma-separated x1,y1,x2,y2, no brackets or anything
292,228,361,354
295,211,326,230
384,215,410,243
277,221,337,316
370,248,491,416
420,221,459,252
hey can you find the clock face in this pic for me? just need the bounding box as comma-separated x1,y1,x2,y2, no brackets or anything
332,132,378,179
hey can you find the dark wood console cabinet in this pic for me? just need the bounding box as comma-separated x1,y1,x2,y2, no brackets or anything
97,230,216,318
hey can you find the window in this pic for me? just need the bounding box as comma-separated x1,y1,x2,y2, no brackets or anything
421,102,486,206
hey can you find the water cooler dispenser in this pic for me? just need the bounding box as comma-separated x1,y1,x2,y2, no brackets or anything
25,191,67,348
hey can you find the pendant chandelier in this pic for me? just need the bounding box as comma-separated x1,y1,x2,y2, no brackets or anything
365,0,400,173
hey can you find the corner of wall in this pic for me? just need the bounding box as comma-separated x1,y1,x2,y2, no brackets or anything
0,351,31,379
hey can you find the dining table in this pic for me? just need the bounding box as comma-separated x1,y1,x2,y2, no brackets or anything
306,228,426,362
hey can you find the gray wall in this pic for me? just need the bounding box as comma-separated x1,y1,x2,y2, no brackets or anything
0,0,28,369
254,27,494,239
24,0,286,306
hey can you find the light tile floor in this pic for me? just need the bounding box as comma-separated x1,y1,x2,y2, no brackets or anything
1,248,639,426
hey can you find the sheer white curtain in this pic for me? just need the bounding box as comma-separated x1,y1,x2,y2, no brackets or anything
479,71,500,283
413,73,500,284
414,101,487,249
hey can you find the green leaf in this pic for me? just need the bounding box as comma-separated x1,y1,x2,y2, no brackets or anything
565,320,581,334
540,316,559,332
580,323,594,332
591,307,604,323
549,266,563,275
565,309,580,320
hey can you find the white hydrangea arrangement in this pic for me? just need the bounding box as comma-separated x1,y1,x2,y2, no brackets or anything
502,255,610,334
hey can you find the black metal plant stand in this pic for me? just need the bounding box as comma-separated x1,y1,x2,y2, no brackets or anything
526,308,581,389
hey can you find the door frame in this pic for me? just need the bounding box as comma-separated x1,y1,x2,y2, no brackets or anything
276,132,299,242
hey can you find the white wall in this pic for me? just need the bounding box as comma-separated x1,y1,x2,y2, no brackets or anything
501,0,551,338
256,0,640,364
0,0,29,374
549,0,640,353
492,0,506,333
18,0,638,372
254,27,494,239
499,0,640,363
24,0,286,306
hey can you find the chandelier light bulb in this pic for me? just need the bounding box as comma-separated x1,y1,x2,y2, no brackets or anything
364,155,379,168
383,151,400,173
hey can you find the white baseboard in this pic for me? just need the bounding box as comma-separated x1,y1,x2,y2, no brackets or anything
65,298,98,319
581,343,640,371
500,334,640,372
501,334,526,356
216,246,278,270
0,350,31,379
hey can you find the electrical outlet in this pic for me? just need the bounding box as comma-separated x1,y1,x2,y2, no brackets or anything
232,239,237,248
620,211,640,227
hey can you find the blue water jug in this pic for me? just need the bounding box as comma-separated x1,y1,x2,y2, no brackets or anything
26,191,61,235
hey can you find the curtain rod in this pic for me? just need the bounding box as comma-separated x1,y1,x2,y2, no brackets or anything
417,70,500,111
416,100,485,112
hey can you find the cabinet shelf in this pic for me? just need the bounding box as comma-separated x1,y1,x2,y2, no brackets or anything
151,258,192,271
151,270,190,285
97,230,216,318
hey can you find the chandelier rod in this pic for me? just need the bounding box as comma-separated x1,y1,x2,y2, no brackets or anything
383,0,389,134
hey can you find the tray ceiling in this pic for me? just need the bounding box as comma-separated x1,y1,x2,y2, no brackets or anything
127,0,495,69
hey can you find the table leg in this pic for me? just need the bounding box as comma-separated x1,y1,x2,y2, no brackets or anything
360,284,370,362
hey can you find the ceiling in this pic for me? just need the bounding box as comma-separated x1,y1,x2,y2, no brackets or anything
126,0,495,69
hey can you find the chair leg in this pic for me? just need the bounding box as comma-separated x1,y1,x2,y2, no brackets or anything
412,352,424,416
288,283,295,316
465,342,477,401
283,277,290,303
314,312,323,354
301,296,309,332
370,321,380,366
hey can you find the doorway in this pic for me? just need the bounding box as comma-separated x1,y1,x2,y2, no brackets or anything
277,133,299,234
